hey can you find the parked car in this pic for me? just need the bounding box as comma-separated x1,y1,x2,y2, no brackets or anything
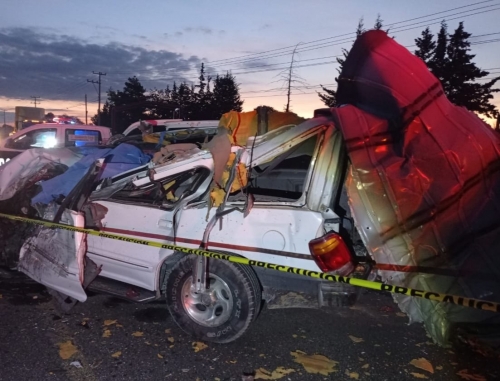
0,123,111,166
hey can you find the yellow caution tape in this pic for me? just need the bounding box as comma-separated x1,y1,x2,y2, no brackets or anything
0,211,499,313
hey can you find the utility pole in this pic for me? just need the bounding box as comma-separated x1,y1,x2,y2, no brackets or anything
30,96,41,107
85,94,88,124
87,71,106,125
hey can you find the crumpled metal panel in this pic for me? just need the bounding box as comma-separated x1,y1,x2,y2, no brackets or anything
0,148,83,201
18,206,89,302
332,30,500,345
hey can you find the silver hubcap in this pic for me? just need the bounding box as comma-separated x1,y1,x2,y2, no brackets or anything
181,274,233,327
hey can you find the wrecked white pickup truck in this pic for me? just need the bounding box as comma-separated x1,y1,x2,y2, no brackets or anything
6,114,360,344
1,30,499,346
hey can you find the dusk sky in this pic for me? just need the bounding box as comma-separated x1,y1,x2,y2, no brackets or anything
1,0,499,125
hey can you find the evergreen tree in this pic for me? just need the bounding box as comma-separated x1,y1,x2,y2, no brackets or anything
428,21,449,90
92,76,149,132
415,21,499,118
414,27,436,63
211,72,243,118
191,63,209,120
148,86,174,119
374,14,384,30
318,18,365,107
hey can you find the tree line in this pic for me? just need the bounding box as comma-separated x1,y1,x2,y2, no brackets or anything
318,18,499,120
92,64,243,133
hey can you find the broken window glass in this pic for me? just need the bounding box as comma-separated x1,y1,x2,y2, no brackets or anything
246,134,319,201
109,167,210,207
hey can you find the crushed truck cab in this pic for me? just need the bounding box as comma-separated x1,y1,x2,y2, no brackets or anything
15,115,365,343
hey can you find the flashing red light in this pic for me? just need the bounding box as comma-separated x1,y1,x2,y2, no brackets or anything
308,232,353,273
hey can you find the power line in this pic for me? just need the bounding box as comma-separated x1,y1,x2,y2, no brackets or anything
208,0,498,66
106,2,500,80
213,5,500,68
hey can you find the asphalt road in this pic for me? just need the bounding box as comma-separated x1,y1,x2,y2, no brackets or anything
0,271,498,381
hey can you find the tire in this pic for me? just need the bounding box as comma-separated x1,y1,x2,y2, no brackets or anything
165,254,261,343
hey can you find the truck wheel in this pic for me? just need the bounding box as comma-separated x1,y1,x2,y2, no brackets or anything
165,254,261,343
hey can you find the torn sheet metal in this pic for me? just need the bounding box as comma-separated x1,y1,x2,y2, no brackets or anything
333,30,500,345
31,144,150,205
18,206,92,302
0,147,84,201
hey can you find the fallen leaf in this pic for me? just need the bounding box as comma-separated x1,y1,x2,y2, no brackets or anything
358,357,364,361
192,341,208,353
164,329,171,334
410,358,434,374
292,334,298,338
362,364,369,369
111,351,121,358
33,295,38,299
396,312,406,317
259,354,265,357
132,331,144,337
410,372,428,379
116,324,123,328
291,350,338,375
58,340,78,360
385,352,391,355
0,294,3,299
436,366,443,371
169,345,174,348
345,370,359,379
349,335,364,343
167,337,174,343
157,354,163,359
103,319,117,326
255,367,295,380
102,329,111,338
229,360,237,364
456,369,486,381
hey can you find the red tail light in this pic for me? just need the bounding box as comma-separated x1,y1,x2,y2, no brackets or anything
309,232,353,273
